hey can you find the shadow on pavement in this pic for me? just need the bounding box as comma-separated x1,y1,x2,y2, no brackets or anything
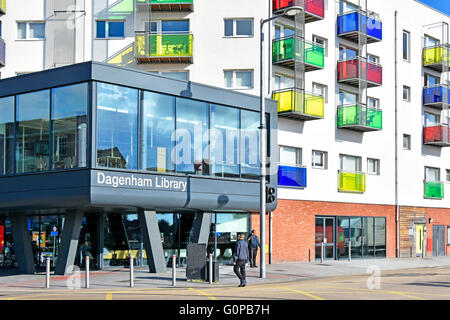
406,281,450,288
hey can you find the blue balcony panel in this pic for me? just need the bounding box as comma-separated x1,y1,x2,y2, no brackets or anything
278,165,307,188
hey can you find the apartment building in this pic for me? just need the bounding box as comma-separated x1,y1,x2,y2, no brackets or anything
0,0,449,272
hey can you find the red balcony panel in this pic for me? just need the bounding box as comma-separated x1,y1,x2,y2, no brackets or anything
273,0,295,11
423,126,449,143
338,59,358,81
305,0,324,18
367,62,382,85
338,58,382,86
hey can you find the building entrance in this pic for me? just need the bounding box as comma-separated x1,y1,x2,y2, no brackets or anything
415,224,424,256
432,225,445,256
315,217,335,260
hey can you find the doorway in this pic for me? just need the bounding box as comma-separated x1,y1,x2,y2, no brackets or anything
315,217,335,260
432,225,445,256
415,224,424,256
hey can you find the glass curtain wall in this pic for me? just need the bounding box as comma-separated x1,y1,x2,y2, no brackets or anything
0,96,14,175
240,110,260,179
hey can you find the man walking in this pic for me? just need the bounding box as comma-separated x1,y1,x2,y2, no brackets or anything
247,230,260,268
233,233,249,287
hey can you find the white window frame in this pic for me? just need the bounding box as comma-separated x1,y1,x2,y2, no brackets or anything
95,20,126,39
403,30,410,62
425,166,440,182
312,35,328,56
279,145,302,166
16,21,46,40
313,82,328,103
367,97,380,109
446,169,450,183
224,69,254,89
224,18,254,38
403,86,411,102
312,150,328,169
367,158,380,175
339,154,362,172
367,54,380,64
403,134,411,150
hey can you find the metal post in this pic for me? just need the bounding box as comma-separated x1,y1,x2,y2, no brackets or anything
130,256,134,288
172,255,176,287
80,250,83,267
45,257,50,288
320,242,324,263
208,253,213,284
349,240,352,262
85,256,90,288
422,238,426,258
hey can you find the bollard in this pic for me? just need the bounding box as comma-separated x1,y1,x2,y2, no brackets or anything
85,256,90,289
130,256,134,288
320,242,324,263
422,238,426,258
349,241,352,262
172,255,176,287
45,257,50,288
208,253,213,284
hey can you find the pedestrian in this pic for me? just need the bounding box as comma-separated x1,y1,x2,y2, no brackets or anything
247,230,260,268
233,233,249,287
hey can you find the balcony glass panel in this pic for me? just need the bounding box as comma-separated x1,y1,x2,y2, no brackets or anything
423,85,450,105
0,38,5,67
337,105,382,130
273,88,324,118
135,33,193,58
337,58,382,85
272,37,324,69
0,0,5,14
423,45,450,67
273,0,324,18
278,165,307,188
337,11,382,41
423,125,450,144
424,181,444,199
338,171,366,193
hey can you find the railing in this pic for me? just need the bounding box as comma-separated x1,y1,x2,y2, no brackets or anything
278,164,307,188
272,36,324,69
423,44,450,68
337,10,382,42
423,124,450,145
337,104,382,130
135,32,193,59
424,180,444,199
272,0,325,19
337,57,382,86
338,170,366,193
272,88,324,119
0,38,5,67
423,84,450,106
0,0,5,15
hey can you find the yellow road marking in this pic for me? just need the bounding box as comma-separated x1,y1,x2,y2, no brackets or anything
278,287,325,300
325,285,426,300
105,292,113,300
188,288,217,300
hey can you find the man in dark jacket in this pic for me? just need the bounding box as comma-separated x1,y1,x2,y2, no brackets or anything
247,230,260,268
233,233,249,287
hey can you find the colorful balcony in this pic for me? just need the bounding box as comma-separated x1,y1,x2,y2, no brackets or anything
273,0,324,23
272,36,324,72
337,57,382,87
135,0,193,11
424,180,444,199
273,88,324,121
423,84,450,109
278,165,307,188
338,171,366,193
0,38,4,68
337,104,382,132
423,45,450,72
135,32,193,63
0,0,5,15
423,124,450,147
337,11,382,43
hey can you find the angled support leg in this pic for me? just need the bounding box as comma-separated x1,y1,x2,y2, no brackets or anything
10,213,36,274
55,211,84,275
138,210,166,273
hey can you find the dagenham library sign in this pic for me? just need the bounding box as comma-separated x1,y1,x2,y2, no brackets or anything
93,171,188,192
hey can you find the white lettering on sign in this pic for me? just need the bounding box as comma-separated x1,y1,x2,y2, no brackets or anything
96,172,187,191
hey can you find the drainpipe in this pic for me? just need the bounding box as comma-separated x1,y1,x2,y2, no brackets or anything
394,11,400,258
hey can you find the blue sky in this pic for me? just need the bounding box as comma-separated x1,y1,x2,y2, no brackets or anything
417,0,450,15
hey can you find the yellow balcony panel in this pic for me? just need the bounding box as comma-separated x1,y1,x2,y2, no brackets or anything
423,45,450,72
338,171,366,193
135,32,193,63
273,88,324,121
0,0,5,15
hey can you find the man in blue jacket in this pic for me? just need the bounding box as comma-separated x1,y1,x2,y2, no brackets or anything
233,233,249,287
247,230,260,268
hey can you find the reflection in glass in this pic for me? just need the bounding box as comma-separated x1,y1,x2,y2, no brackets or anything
141,91,175,172
0,97,14,175
240,110,259,179
175,97,209,175
52,83,88,169
337,216,349,259
350,217,362,258
362,217,374,257
16,90,50,173
97,83,138,170
210,104,239,178
374,218,386,257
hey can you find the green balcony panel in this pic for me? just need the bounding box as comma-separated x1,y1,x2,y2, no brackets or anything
338,171,366,193
424,181,444,199
337,105,382,131
272,37,324,71
135,33,193,62
273,89,324,120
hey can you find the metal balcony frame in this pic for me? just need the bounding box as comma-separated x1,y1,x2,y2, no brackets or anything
423,123,450,147
135,0,194,12
337,103,382,132
337,170,366,194
273,87,324,121
337,9,382,44
337,56,382,88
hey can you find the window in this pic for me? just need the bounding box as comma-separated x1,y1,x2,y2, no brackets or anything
313,35,328,56
446,169,450,182
339,1,359,13
149,71,189,81
447,226,450,245
368,97,379,109
224,19,253,37
274,24,295,39
403,86,410,102
0,96,14,175
339,46,357,60
0,21,2,37
424,112,440,126
274,74,294,90
403,30,410,61
367,158,380,175
279,146,302,166
339,91,357,105
403,134,411,150
425,74,440,87
425,167,440,182
17,22,45,39
96,20,125,38
367,54,379,64
312,150,327,169
240,110,260,179
424,35,439,48
162,20,189,33
224,70,253,89
339,154,361,172
313,83,328,103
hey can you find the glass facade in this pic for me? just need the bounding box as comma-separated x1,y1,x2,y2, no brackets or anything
0,96,14,175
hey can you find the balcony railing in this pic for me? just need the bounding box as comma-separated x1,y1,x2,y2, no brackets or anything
0,38,4,67
423,124,450,147
337,10,382,43
135,32,193,63
337,57,382,87
424,180,444,199
0,0,5,15
272,36,324,72
423,45,449,72
423,84,450,108
273,0,324,23
338,170,366,193
135,0,193,11
278,164,307,188
337,104,382,132
273,88,324,120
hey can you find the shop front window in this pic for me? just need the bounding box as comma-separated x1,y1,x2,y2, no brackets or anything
0,215,16,268
0,96,14,175
240,110,259,179
16,90,50,173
